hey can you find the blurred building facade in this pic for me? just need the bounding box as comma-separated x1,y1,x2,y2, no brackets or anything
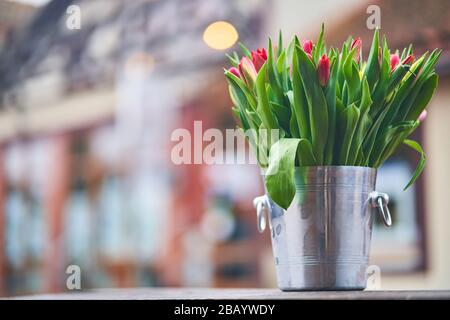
0,0,450,296
0,0,36,49
0,0,268,296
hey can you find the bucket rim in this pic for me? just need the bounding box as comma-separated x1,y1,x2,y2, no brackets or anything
293,165,377,174
293,165,376,169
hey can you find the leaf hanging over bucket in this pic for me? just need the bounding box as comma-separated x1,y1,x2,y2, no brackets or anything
265,138,301,209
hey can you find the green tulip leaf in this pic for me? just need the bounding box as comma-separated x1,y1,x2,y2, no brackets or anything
291,52,311,141
295,45,328,163
339,103,360,164
406,73,438,121
297,138,317,166
238,42,252,58
364,28,380,90
265,138,302,209
324,57,338,165
403,139,426,190
256,64,278,130
270,101,291,134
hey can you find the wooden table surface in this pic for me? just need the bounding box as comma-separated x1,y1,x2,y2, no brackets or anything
8,288,450,300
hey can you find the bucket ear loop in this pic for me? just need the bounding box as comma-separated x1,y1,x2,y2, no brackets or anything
253,195,269,233
369,192,392,227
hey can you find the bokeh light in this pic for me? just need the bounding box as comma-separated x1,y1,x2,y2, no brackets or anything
203,21,239,50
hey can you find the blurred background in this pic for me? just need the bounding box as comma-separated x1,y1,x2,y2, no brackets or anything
0,0,449,297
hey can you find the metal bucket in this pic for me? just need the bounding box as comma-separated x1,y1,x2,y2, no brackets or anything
253,166,391,291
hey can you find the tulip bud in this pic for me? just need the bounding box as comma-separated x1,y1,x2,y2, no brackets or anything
351,38,362,63
317,54,330,86
402,54,415,66
251,48,268,72
228,67,241,78
302,40,313,54
238,57,258,87
390,54,400,71
418,110,427,122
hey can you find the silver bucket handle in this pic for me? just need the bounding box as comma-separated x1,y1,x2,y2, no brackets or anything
369,191,392,227
254,192,393,231
253,195,269,233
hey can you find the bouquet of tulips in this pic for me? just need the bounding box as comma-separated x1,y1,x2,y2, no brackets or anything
224,25,441,209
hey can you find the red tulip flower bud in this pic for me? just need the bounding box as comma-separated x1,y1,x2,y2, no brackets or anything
317,54,330,86
418,110,427,122
390,54,400,71
251,48,268,72
402,54,415,66
351,37,362,63
228,67,241,78
238,57,258,87
302,40,313,54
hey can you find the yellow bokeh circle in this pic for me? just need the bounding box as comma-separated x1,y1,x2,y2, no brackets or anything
203,21,239,50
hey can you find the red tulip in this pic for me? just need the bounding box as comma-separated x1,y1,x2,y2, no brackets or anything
402,54,415,66
390,54,400,71
251,48,267,72
228,67,241,78
317,54,330,86
418,110,427,122
238,57,258,87
302,40,313,54
351,38,362,63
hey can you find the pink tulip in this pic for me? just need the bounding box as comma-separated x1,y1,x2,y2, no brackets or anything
402,54,415,66
251,48,267,72
228,67,241,78
351,38,362,63
317,54,330,86
390,54,400,71
302,40,313,55
238,57,258,87
418,110,427,122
